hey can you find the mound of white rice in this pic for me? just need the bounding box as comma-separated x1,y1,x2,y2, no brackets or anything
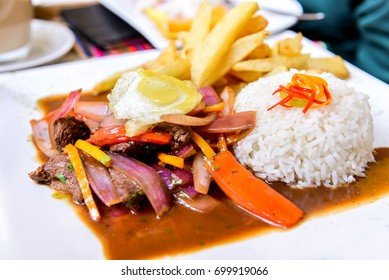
234,70,375,188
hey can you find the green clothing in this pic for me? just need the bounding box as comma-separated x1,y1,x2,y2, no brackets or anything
292,0,389,83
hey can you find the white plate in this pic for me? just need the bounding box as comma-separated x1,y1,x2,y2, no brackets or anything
0,31,389,260
0,19,75,73
99,0,302,49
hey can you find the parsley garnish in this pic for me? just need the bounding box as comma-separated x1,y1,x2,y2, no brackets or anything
56,174,67,183
67,163,74,170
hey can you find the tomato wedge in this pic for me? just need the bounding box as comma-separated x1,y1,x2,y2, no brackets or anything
87,125,172,146
205,150,304,228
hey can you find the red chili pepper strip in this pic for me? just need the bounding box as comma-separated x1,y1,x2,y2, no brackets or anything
268,73,332,113
87,125,172,146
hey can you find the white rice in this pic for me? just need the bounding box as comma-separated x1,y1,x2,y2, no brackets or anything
233,70,375,188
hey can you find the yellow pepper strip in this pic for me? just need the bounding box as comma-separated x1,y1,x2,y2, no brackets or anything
157,152,184,169
63,144,101,221
203,102,225,113
191,131,215,160
74,139,111,167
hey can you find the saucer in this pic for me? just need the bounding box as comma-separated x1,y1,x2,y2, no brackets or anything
0,19,75,73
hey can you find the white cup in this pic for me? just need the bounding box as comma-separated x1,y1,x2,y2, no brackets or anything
0,0,33,63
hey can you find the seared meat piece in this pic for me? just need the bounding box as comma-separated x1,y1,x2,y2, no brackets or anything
108,168,144,212
50,180,83,204
53,116,91,151
28,153,83,204
28,165,52,183
156,123,192,151
109,141,160,161
108,168,142,202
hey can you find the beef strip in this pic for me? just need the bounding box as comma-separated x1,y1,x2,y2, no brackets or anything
108,168,142,202
28,153,84,204
156,123,192,151
53,116,91,151
108,168,144,212
28,165,52,183
109,141,161,161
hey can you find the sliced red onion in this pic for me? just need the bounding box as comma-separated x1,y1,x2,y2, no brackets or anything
82,117,100,132
198,87,220,105
152,164,194,191
81,151,121,207
174,143,196,159
99,113,126,127
151,164,180,191
178,184,199,198
160,112,217,126
74,101,111,122
108,152,172,217
197,111,256,133
187,101,206,116
193,153,212,194
30,119,58,158
48,89,82,147
172,168,193,186
173,192,221,213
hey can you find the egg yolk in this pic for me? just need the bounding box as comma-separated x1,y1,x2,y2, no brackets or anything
137,68,199,112
108,68,202,136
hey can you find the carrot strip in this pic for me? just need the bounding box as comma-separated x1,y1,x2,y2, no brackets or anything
64,144,101,221
157,152,184,169
205,150,304,228
75,139,111,167
191,131,215,160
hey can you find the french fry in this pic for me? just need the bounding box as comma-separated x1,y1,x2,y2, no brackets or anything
212,76,229,87
306,55,350,79
232,54,310,72
237,15,268,38
143,41,177,71
205,30,270,86
247,43,272,59
157,58,191,80
211,5,228,28
229,69,264,82
184,2,212,56
144,8,177,39
191,1,259,88
274,32,303,56
167,18,192,33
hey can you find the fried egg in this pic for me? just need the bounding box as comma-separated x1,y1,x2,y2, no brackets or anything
108,68,202,136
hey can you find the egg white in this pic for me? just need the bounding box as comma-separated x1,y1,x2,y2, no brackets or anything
108,70,201,136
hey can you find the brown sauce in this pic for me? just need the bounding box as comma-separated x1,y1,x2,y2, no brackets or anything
37,94,389,260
